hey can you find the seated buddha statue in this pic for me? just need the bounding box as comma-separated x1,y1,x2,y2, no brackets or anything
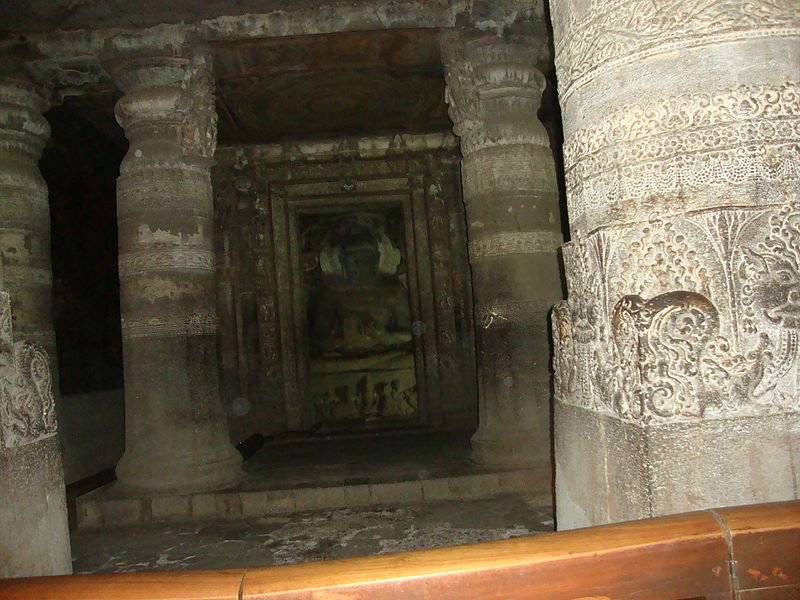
309,233,412,358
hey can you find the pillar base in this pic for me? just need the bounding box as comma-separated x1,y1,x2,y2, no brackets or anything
470,427,551,469
555,402,799,531
116,445,243,494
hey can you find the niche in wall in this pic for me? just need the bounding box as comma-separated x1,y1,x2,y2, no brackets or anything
213,136,479,441
300,208,418,428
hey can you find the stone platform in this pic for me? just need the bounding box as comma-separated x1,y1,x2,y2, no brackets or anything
76,431,551,528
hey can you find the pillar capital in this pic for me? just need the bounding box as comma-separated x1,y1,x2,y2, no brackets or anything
441,31,549,155
103,34,217,165
0,75,52,161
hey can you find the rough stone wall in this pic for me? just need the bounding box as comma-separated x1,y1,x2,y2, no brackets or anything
550,0,800,528
213,134,477,441
0,288,71,577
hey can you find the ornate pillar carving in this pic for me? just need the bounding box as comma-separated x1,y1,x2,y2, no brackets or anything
0,76,60,410
105,34,242,492
442,32,564,467
0,284,70,576
550,0,800,528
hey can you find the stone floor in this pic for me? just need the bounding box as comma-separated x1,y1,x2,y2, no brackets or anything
71,496,554,573
76,431,552,527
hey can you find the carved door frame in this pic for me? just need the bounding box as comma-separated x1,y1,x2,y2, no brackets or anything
270,175,443,431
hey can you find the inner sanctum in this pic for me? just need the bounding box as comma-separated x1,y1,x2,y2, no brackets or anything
0,0,797,580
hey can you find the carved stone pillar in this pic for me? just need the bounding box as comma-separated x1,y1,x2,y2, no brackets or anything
0,286,70,576
443,33,563,467
550,1,800,528
0,76,60,410
106,37,242,492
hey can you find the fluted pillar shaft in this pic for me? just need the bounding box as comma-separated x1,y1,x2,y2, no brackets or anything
443,33,563,468
106,38,242,492
0,76,59,402
550,0,800,528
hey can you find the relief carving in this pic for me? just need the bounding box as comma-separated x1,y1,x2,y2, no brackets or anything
739,201,800,401
564,81,800,231
554,200,799,423
469,231,563,258
178,51,218,160
552,0,800,97
0,290,56,449
442,33,549,156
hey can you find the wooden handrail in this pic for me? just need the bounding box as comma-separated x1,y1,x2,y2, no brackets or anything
1,501,797,599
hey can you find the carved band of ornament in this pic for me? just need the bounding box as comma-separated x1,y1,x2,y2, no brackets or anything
566,120,800,189
117,196,212,221
461,131,552,157
469,232,563,258
0,170,50,194
553,0,799,99
563,82,800,169
121,312,218,338
118,249,215,278
119,159,211,177
566,141,800,229
553,200,800,422
0,205,51,230
1,266,53,286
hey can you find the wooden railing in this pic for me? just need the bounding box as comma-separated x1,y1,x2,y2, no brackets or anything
1,501,797,599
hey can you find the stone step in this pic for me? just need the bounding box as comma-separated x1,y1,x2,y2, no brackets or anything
76,468,551,528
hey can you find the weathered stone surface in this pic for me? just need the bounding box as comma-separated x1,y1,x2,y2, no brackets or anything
551,0,800,528
71,497,553,574
442,31,563,467
0,288,70,576
0,76,61,416
105,31,242,492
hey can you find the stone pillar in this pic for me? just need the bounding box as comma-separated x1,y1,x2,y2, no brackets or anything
550,1,800,528
0,76,60,409
0,287,71,576
106,37,242,492
442,33,564,467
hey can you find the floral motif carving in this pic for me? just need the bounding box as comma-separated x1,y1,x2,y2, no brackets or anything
469,231,563,258
442,33,549,156
0,290,56,449
564,81,800,233
554,200,799,423
552,0,800,97
739,201,800,401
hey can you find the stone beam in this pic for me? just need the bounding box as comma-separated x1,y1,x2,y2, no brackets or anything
0,0,547,94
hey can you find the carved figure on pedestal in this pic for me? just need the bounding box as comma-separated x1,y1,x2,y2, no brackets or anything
302,211,417,425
